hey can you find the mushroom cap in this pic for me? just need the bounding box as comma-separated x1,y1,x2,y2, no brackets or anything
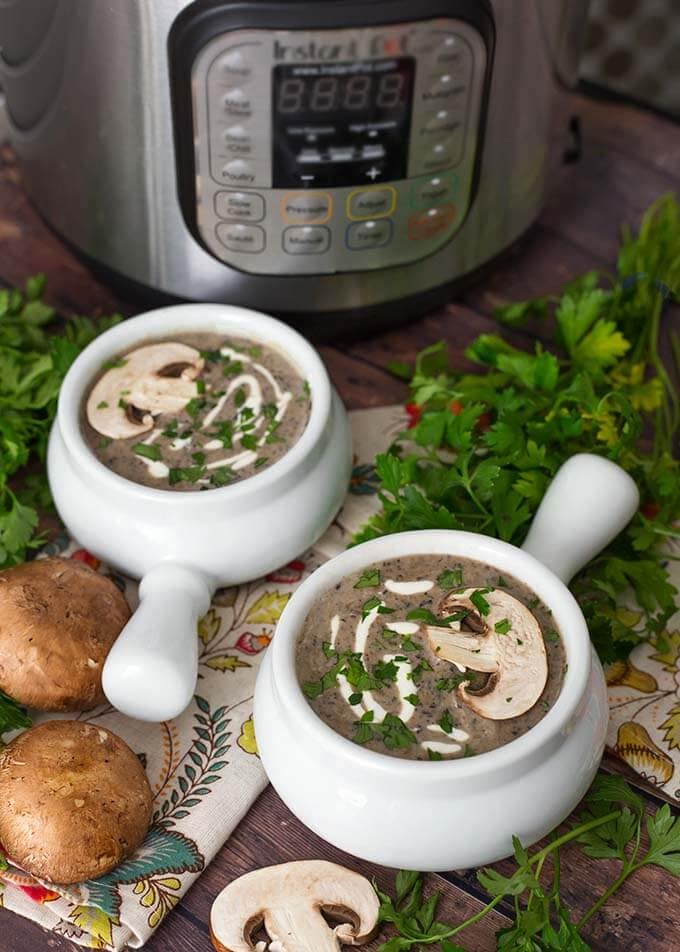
426,587,549,720
210,860,380,952
0,558,130,711
0,720,153,883
86,342,204,439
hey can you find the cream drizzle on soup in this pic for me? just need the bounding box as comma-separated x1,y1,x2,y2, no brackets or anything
82,333,311,491
296,554,566,761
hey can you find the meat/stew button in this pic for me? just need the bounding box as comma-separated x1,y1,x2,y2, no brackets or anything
407,204,457,240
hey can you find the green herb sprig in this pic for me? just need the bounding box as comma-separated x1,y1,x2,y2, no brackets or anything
357,196,680,662
375,775,680,950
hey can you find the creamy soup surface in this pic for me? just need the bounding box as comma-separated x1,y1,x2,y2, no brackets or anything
296,554,566,761
82,333,311,491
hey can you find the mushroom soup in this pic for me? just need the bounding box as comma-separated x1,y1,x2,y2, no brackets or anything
296,554,566,761
82,334,311,491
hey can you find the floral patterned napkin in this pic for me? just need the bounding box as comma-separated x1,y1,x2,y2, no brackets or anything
0,405,677,949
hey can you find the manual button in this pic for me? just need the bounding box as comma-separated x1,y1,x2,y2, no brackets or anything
216,223,265,254
346,219,393,250
347,186,396,221
283,226,331,255
214,191,265,222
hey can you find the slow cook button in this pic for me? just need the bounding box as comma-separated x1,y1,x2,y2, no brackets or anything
408,204,457,240
281,192,332,224
347,186,396,221
215,222,266,254
214,191,265,222
346,219,394,250
283,226,331,255
220,159,257,186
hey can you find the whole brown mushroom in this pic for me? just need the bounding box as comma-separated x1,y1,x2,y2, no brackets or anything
0,557,130,711
0,720,153,883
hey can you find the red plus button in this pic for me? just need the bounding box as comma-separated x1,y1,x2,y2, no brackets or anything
407,204,456,240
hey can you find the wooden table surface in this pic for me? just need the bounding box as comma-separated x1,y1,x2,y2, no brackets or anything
1,91,679,952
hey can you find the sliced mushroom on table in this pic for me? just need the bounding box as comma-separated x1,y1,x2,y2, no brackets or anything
424,587,549,720
210,860,379,952
86,342,204,439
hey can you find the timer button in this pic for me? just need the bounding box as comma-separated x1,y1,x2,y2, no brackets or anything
221,89,253,118
216,223,266,254
407,204,457,240
281,192,332,225
217,49,253,84
283,226,331,255
346,219,394,250
347,187,396,221
214,191,265,223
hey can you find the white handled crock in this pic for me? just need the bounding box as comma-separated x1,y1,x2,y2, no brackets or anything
47,304,352,723
254,454,639,870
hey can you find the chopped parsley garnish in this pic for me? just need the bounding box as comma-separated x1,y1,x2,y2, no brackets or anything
132,443,162,462
265,419,284,444
210,466,235,488
382,627,399,641
98,437,112,449
196,379,206,394
361,596,394,621
263,403,277,420
185,397,207,420
117,397,126,409
470,588,493,616
438,710,455,733
405,607,468,626
162,420,179,439
168,465,206,485
544,628,560,643
495,617,512,634
400,634,421,653
436,675,467,691
212,420,234,448
254,456,268,469
234,387,246,408
192,451,206,465
241,434,258,450
410,659,432,685
436,568,463,590
354,567,381,589
372,659,399,682
96,400,109,410
427,748,443,761
404,692,420,706
348,692,363,706
497,575,509,587
353,712,416,750
222,359,244,377
102,356,127,369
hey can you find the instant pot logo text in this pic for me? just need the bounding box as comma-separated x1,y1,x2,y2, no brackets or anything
273,34,408,62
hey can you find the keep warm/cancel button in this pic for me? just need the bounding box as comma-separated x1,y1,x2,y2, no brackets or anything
283,226,331,255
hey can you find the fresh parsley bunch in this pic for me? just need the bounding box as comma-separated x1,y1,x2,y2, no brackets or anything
376,775,680,950
357,195,680,662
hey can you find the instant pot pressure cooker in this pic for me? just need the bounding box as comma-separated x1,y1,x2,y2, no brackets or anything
0,1,588,331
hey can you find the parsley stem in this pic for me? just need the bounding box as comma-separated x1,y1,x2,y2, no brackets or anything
578,862,637,927
527,809,622,866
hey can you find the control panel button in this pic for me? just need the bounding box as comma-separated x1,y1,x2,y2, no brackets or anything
347,187,396,221
420,109,464,136
281,192,332,224
216,222,266,254
421,137,463,172
412,174,457,208
346,219,394,250
435,35,469,69
217,50,253,83
220,159,259,186
283,226,331,255
214,191,265,222
422,76,468,105
223,124,252,145
222,89,253,117
408,204,457,240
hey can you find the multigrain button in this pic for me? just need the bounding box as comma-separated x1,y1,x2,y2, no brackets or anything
347,187,396,221
214,191,265,222
216,223,265,254
283,226,331,255
221,159,257,186
281,192,332,224
222,89,252,117
346,219,394,250
217,50,252,83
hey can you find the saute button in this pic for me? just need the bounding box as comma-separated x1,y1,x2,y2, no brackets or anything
281,192,332,224
346,219,394,250
347,187,396,221
214,191,265,222
216,223,266,254
222,89,252,117
221,159,258,186
283,226,331,255
217,50,252,83
408,204,456,240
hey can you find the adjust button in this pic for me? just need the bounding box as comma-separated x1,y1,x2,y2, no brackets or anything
408,205,457,240
283,226,331,255
346,219,394,250
281,192,332,225
347,186,396,221
216,222,266,254
214,191,265,222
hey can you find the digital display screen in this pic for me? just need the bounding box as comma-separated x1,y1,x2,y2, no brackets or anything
272,58,415,188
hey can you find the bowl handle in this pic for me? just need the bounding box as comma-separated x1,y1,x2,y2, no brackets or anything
102,563,212,722
521,453,640,583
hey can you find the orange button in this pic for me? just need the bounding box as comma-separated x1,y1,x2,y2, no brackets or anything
407,204,456,240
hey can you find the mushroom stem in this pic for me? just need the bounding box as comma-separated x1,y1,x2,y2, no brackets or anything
264,906,346,952
424,625,498,672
